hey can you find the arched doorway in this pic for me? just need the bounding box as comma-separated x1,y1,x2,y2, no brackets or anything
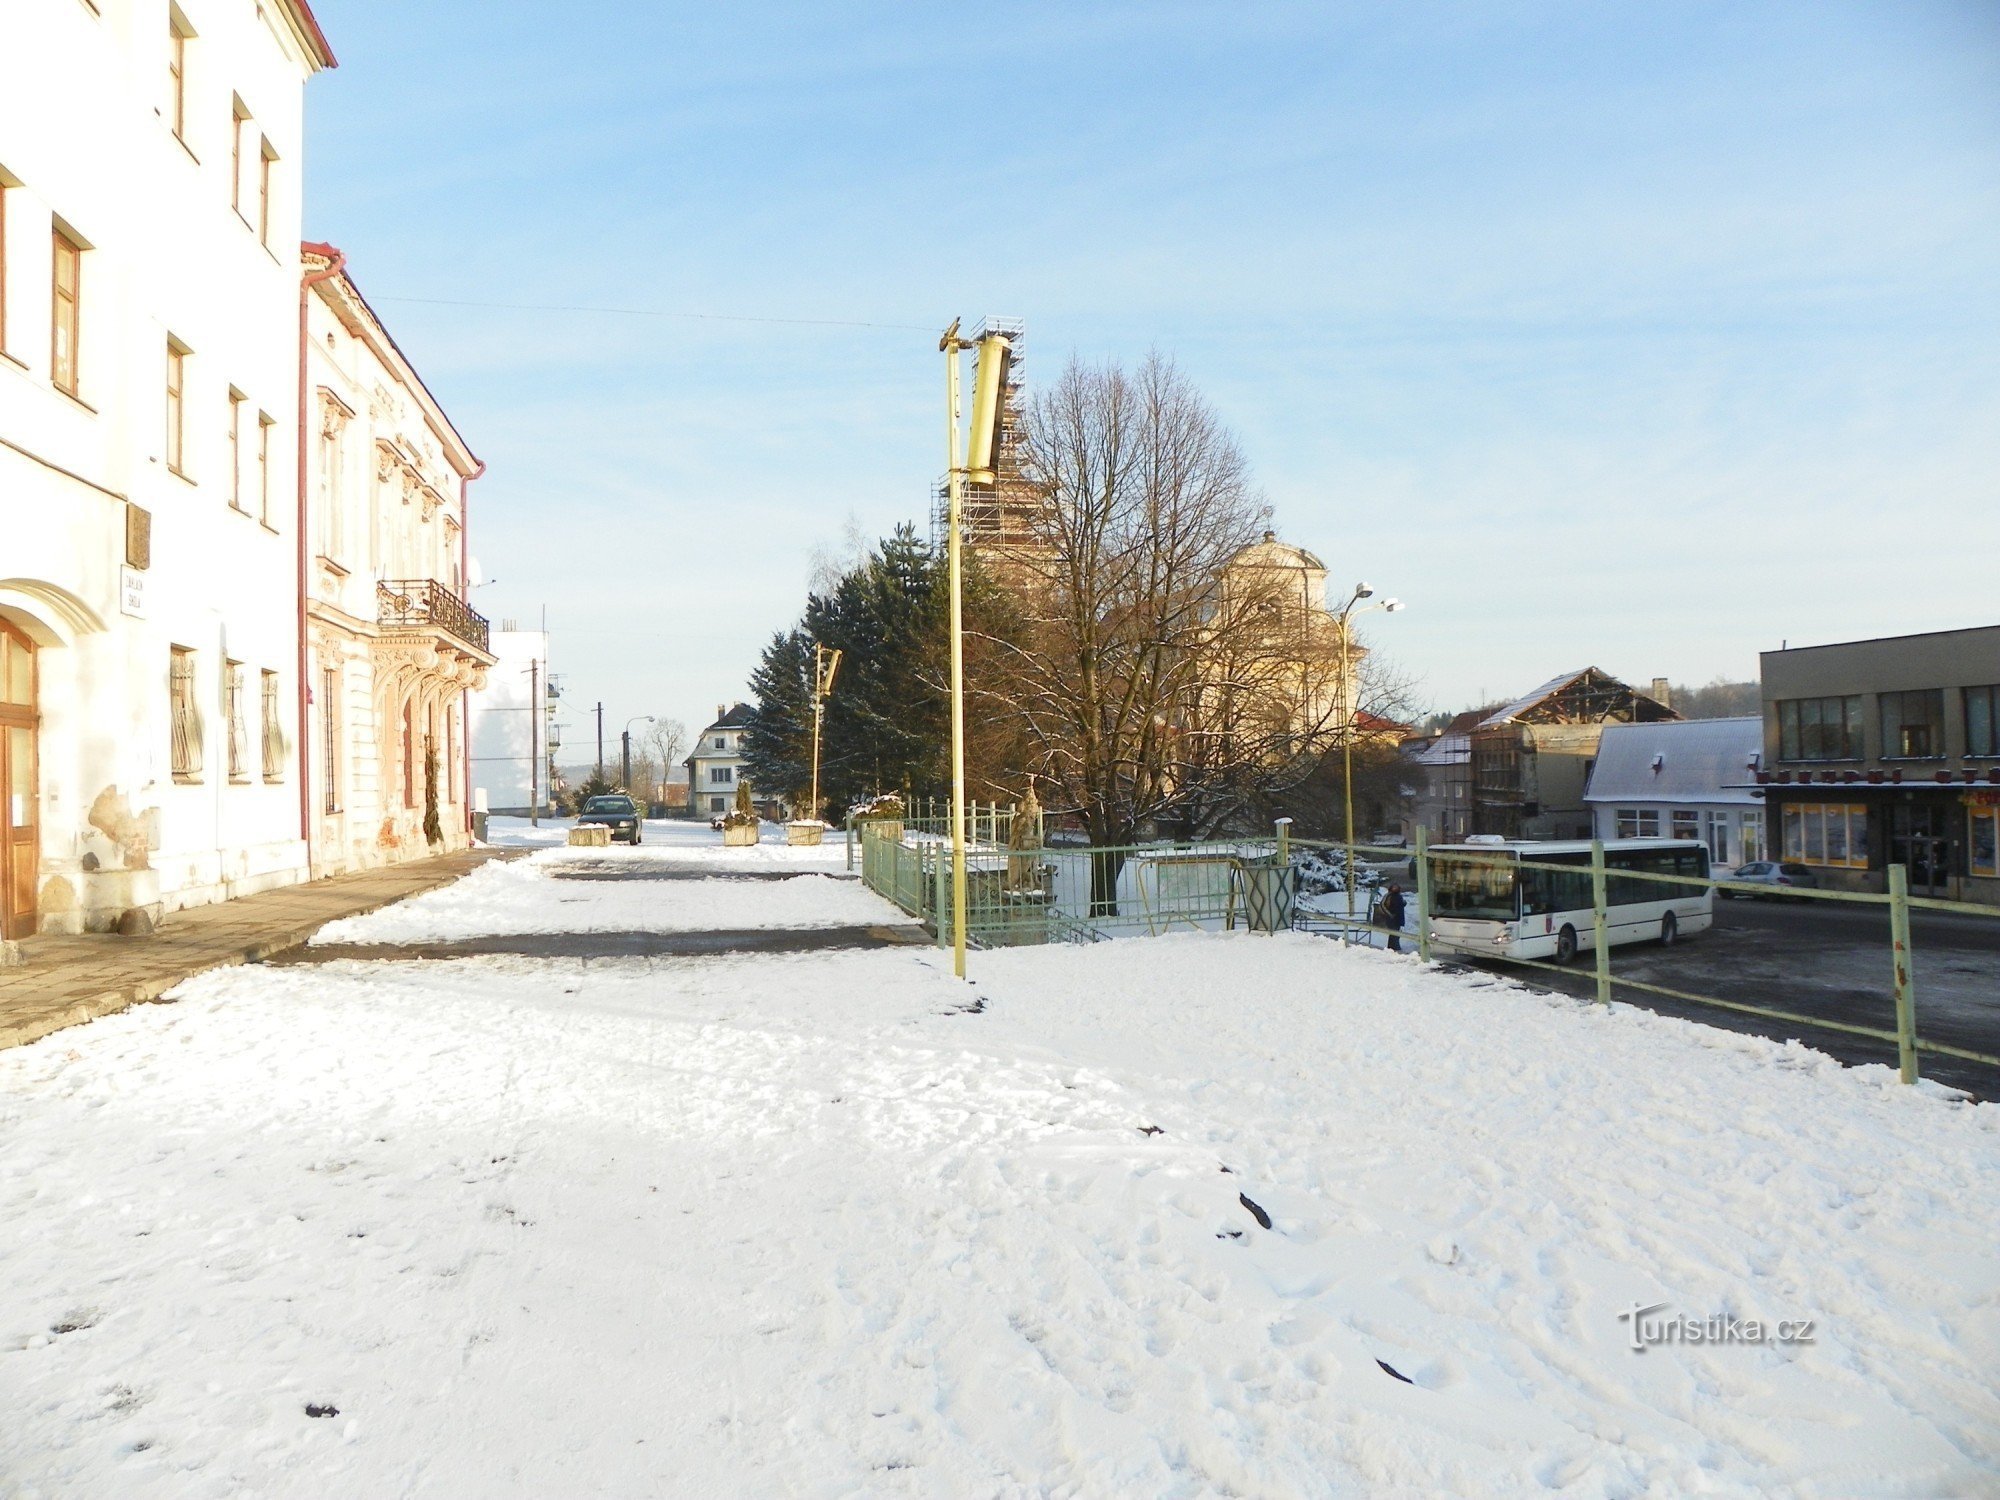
0,620,37,939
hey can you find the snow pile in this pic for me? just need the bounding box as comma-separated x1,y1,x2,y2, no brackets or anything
2,860,1995,1497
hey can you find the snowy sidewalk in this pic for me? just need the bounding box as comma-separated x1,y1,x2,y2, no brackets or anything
3,820,1997,1498
0,846,520,1053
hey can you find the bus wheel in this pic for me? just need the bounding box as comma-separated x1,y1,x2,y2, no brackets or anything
1554,926,1578,965
1661,912,1678,946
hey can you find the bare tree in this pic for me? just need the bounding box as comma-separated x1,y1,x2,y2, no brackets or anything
977,354,1369,911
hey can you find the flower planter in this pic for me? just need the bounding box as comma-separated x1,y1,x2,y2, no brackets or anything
786,821,825,846
722,823,760,847
858,819,904,843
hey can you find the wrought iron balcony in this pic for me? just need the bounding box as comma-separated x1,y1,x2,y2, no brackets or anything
377,579,491,654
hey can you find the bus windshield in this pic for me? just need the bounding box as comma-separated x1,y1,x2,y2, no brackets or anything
1432,854,1518,921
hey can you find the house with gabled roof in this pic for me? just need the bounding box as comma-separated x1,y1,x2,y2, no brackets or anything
1471,668,1678,839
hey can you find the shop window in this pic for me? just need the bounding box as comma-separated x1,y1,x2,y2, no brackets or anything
1780,802,1869,869
1971,807,1998,879
1880,689,1945,759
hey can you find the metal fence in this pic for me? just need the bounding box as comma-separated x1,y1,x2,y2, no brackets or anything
853,812,1998,1089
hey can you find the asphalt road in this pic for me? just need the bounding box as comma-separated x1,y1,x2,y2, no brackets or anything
1442,895,2000,1100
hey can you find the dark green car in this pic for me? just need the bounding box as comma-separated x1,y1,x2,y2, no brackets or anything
578,794,643,845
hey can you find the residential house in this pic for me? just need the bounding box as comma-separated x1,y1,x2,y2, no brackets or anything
1756,625,2000,904
685,703,753,818
301,247,492,874
0,0,334,936
1403,709,1483,845
1583,717,1764,869
1470,669,1679,840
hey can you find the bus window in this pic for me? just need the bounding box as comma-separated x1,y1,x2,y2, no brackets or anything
1433,855,1518,920
1520,853,1590,915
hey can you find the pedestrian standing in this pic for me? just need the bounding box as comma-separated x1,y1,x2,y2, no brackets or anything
1379,882,1407,953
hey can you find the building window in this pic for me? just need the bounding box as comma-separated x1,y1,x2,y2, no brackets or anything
170,646,202,781
709,766,733,785
714,735,726,749
227,390,245,509
1971,806,1998,879
1670,809,1700,842
261,669,283,781
230,100,250,220
257,412,274,525
1741,810,1763,865
1615,809,1660,839
258,138,275,246
1777,695,1863,762
710,795,726,813
167,11,190,143
225,660,248,781
51,229,82,396
1965,685,1999,759
165,339,188,476
1780,802,1868,869
320,666,338,812
401,700,415,808
1880,689,1945,760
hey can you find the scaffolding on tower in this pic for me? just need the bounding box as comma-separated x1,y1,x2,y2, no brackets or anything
933,317,1046,570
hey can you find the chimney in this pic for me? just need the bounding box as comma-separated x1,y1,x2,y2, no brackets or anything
717,703,726,723
1650,678,1672,707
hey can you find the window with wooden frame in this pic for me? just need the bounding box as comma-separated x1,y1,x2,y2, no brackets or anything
256,412,274,525
230,99,250,220
321,666,339,813
1880,689,1945,760
165,338,188,476
225,660,248,781
167,11,191,144
51,229,81,396
0,181,9,355
258,139,276,246
227,389,245,509
1777,695,1863,761
260,669,283,781
170,646,203,781
1965,685,1999,759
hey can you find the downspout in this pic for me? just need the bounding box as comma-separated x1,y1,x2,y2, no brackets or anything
460,459,484,836
298,244,347,877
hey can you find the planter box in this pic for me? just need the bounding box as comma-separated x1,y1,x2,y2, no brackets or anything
859,819,904,843
722,823,761,847
786,822,825,846
568,825,612,847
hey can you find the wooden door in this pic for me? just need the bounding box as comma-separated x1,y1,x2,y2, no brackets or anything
0,622,37,940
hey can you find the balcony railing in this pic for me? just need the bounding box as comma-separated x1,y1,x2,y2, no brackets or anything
378,579,491,654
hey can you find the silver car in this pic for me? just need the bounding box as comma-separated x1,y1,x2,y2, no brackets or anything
1721,860,1818,899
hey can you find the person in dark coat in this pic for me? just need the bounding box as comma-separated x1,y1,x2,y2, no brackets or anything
1377,883,1407,952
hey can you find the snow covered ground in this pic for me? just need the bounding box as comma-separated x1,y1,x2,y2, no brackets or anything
3,820,1996,1497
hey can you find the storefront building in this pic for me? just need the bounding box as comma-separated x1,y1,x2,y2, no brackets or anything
1756,626,2000,905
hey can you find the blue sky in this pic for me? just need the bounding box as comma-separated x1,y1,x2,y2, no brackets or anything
303,1,2000,745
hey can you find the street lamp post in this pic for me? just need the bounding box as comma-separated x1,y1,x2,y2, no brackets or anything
937,320,1012,981
621,715,653,794
1333,584,1405,924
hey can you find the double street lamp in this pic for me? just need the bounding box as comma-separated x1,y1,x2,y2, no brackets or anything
1334,583,1404,921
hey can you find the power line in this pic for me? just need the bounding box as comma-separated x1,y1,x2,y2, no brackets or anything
370,294,935,334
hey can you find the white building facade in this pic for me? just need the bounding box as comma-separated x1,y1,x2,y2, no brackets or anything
1583,717,1766,871
684,703,752,818
0,0,334,936
302,248,491,876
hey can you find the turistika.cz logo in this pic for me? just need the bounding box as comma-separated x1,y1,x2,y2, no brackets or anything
1617,1302,1816,1353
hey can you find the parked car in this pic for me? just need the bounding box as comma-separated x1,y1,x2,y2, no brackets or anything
577,794,643,845
1722,860,1817,898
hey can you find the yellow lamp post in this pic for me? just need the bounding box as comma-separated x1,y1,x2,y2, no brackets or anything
938,319,1012,980
808,643,841,824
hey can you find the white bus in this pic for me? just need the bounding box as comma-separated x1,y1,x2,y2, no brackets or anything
1427,838,1713,963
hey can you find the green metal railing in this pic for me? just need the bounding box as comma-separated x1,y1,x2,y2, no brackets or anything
856,809,1998,1088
